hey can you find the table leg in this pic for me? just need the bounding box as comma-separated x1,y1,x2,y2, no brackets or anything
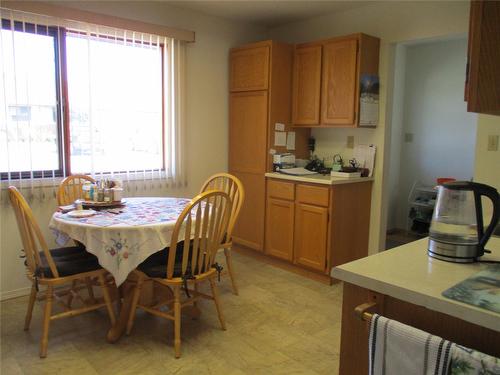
106,282,134,343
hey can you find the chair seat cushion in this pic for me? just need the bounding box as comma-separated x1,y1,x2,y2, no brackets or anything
138,241,207,279
39,246,101,278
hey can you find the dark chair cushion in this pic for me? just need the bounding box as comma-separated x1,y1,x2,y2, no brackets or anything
138,241,207,278
38,246,101,278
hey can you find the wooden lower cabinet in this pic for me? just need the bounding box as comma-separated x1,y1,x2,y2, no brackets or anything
293,203,328,271
262,178,372,280
265,198,294,261
231,171,265,251
339,283,500,375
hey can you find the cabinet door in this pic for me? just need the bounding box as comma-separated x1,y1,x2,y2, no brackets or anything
465,0,500,115
229,91,268,174
321,39,358,126
230,46,270,92
294,203,328,271
231,172,265,251
292,45,322,125
265,198,294,261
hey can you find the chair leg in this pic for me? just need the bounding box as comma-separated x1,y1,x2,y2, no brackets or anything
40,285,53,358
98,274,116,326
24,283,37,331
67,280,77,309
85,277,96,304
173,286,181,358
126,274,144,335
209,277,226,330
224,247,239,295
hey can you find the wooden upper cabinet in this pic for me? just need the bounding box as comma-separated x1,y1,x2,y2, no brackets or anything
291,33,379,128
292,45,322,125
465,0,500,115
230,45,270,92
229,91,268,174
321,38,358,126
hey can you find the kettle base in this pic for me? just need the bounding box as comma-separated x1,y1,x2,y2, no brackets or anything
428,239,480,263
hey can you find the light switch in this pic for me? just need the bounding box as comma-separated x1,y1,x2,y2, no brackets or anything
487,135,499,151
347,136,354,149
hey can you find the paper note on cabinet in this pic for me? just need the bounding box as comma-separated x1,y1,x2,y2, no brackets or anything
274,131,287,146
275,123,285,131
286,131,295,150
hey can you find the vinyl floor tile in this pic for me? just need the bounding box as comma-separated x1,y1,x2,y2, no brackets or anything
1,251,342,374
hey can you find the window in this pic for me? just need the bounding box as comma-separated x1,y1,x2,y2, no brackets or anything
66,32,164,174
0,21,62,179
1,20,166,180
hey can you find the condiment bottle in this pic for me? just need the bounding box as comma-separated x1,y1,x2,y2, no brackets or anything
104,188,112,202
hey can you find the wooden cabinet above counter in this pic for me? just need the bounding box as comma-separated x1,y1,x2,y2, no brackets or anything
292,33,380,128
464,0,500,115
228,40,311,251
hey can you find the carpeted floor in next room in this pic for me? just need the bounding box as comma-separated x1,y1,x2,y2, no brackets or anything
1,250,343,375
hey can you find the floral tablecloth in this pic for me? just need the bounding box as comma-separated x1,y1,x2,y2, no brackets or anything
49,197,192,285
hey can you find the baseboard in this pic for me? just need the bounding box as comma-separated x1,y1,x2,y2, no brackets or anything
1,286,31,301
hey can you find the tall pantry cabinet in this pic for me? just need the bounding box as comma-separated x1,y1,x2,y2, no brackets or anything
229,40,309,251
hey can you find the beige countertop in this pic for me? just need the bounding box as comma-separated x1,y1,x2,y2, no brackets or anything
265,172,374,185
332,237,500,332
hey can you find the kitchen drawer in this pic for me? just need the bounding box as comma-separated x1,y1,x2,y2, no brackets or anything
267,179,295,201
296,184,329,207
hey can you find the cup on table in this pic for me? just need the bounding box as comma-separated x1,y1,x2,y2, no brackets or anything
112,188,123,202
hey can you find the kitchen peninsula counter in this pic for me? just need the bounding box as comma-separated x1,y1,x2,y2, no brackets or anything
332,237,500,374
332,237,500,331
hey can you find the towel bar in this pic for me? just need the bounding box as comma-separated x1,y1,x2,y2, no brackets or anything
354,302,377,322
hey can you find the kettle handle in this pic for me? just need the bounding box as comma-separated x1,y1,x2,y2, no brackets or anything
473,184,500,250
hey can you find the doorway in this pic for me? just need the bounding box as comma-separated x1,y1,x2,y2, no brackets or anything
385,37,478,250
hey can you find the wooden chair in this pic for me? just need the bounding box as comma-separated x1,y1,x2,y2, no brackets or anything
200,173,244,295
126,190,232,358
8,186,116,358
57,174,95,205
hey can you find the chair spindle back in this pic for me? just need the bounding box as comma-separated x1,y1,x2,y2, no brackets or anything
199,173,244,243
9,187,59,278
167,190,232,279
57,175,95,206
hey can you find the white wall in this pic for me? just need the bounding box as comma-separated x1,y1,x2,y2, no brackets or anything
474,114,500,222
269,1,470,253
474,115,500,190
0,1,266,299
392,38,477,229
386,44,407,231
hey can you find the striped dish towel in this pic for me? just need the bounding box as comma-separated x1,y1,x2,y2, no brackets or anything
369,314,452,375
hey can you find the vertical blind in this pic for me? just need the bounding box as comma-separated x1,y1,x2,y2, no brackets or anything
0,8,186,202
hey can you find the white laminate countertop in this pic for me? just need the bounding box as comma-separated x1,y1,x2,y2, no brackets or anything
265,172,374,185
331,237,500,332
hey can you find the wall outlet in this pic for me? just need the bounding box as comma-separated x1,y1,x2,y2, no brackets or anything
404,133,414,143
346,135,354,149
487,135,499,151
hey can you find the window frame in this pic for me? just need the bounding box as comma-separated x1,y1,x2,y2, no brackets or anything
1,19,167,180
0,19,65,180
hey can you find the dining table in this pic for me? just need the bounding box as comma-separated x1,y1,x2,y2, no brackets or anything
49,196,195,342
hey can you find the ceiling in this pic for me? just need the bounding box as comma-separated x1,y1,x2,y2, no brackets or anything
167,1,372,27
